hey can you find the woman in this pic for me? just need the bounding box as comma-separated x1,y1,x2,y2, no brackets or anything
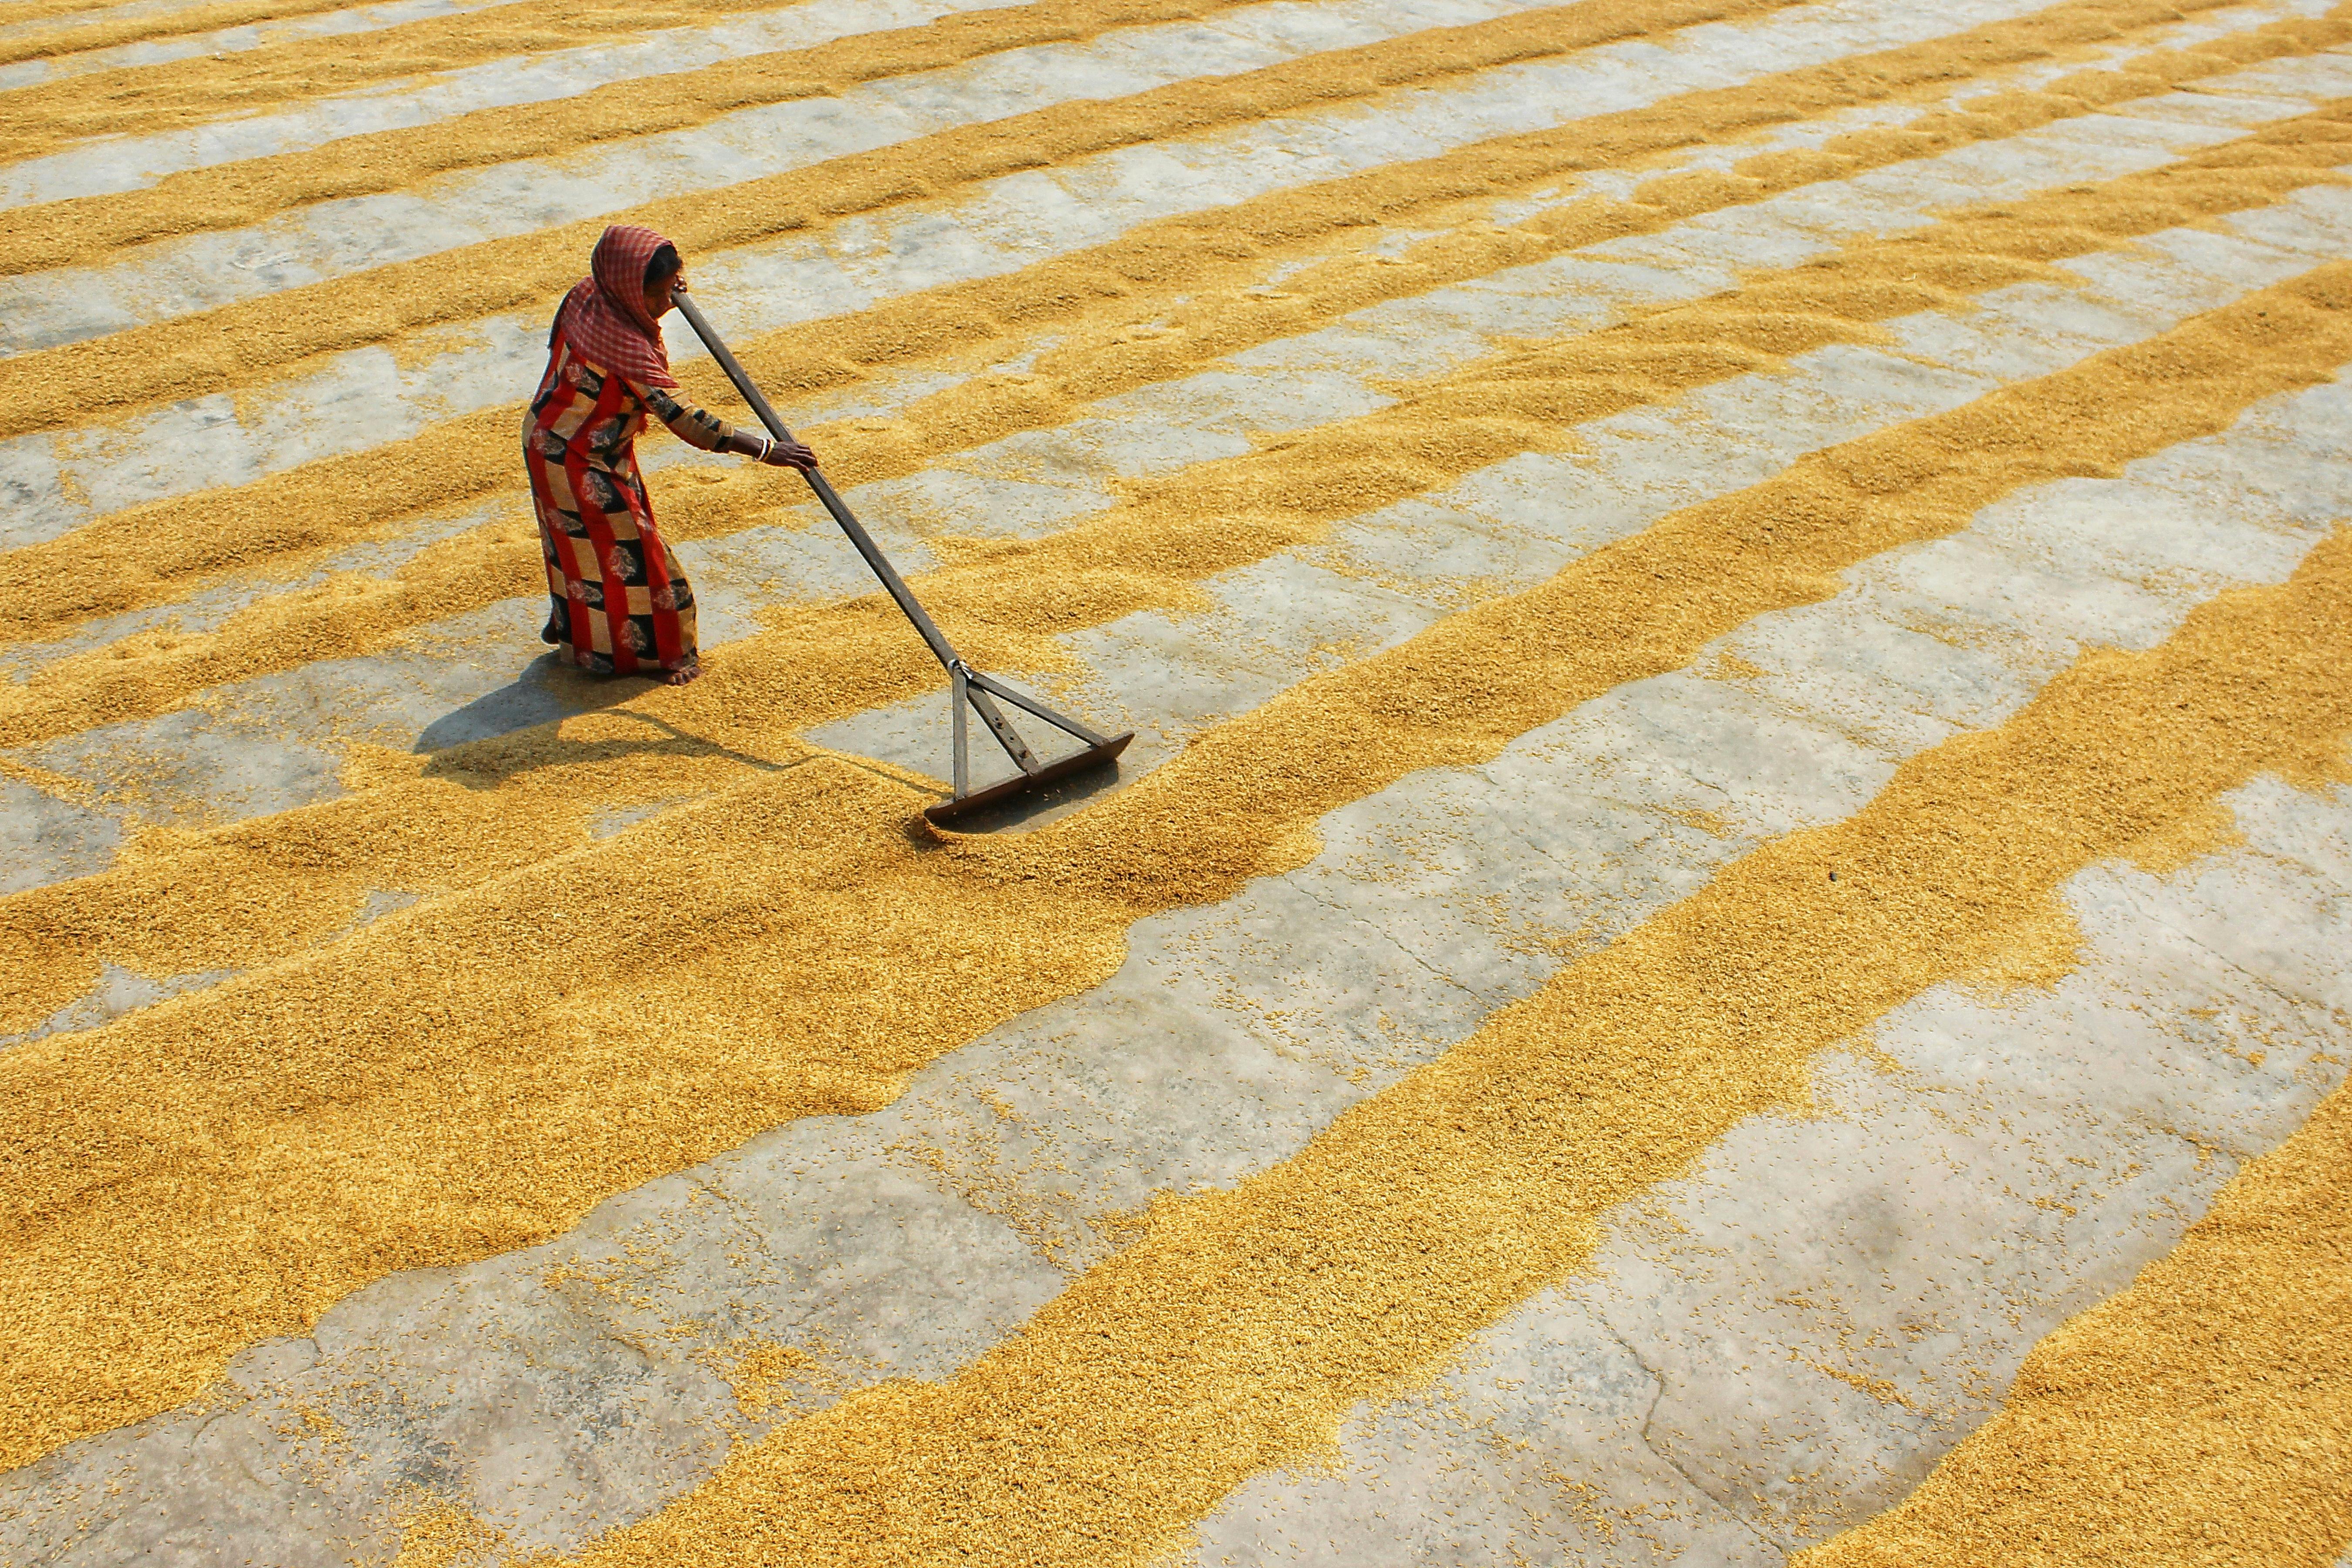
524,224,817,686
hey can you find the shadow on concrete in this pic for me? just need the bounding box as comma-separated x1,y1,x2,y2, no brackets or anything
412,658,1132,825
412,656,624,752
413,656,795,789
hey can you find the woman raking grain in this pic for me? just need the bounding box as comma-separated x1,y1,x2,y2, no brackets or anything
524,224,817,686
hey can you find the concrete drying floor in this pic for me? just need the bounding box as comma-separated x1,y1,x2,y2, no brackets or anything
2,0,2350,1561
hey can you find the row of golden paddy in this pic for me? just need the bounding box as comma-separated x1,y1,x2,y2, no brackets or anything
14,303,2333,1561
0,0,1859,318
0,0,2312,448
544,526,2352,1565
8,27,2352,978
1,0,2348,1558
9,18,2342,1053
15,3,2341,1048
18,331,2352,1542
4,0,2352,1448
179,303,2352,1561
3,0,2339,421
5,0,2348,720
0,0,1645,186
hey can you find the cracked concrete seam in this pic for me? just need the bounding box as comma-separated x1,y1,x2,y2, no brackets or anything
1609,1313,1786,1552
1278,873,1488,1005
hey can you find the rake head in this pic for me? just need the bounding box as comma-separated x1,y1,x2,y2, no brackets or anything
924,661,1134,826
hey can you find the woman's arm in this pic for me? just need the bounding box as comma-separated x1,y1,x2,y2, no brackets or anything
640,382,819,469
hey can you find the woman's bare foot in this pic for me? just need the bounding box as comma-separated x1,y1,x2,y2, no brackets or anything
660,662,703,686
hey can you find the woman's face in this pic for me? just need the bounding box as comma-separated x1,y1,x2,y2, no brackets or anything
642,265,686,321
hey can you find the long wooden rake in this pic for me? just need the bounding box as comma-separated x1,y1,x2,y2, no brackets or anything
675,289,1132,826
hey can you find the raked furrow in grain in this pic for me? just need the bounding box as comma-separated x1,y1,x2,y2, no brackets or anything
0,0,820,108
4,100,2347,1049
0,0,492,65
0,101,2333,1030
0,0,2317,546
1797,1070,2352,1566
0,0,1639,345
13,345,2347,1562
23,0,2352,446
547,525,2352,1568
1,255,2345,1494
1,41,2345,982
0,0,1818,415
1186,777,2352,1561
4,0,2349,1558
9,9,2342,1067
0,0,525,94
0,0,226,27
14,0,2339,446
0,0,1328,217
7,49,2350,805
4,0,2342,667
573,549,2352,1568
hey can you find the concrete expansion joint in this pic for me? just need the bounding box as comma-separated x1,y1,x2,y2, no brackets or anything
167,1392,286,1504
589,1324,664,1372
1605,743,1745,825
2152,1116,2245,1178
1285,875,1485,999
21,1514,91,1568
686,1172,776,1240
1598,1312,1778,1550
183,1332,316,1455
23,4,2352,1558
2136,881,2338,1024
182,1402,233,1457
1397,941,1494,1009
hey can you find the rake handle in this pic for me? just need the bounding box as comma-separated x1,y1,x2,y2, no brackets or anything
672,288,1128,811
672,288,963,677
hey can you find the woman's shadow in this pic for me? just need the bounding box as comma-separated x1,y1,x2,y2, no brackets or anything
413,653,787,789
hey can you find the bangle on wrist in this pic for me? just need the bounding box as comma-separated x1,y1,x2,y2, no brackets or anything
752,434,772,462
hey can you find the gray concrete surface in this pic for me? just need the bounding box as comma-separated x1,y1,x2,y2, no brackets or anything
0,0,522,91
7,0,2352,1560
4,0,2318,553
11,67,2348,892
0,0,1558,342
1189,775,2352,1562
0,0,1032,190
8,362,2347,1554
3,0,2207,525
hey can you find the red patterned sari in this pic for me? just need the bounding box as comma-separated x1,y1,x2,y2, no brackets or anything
525,223,735,676
522,335,733,676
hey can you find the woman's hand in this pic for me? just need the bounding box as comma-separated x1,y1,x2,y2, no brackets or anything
761,438,819,471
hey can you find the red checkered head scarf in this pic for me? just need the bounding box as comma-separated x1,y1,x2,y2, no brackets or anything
550,224,679,389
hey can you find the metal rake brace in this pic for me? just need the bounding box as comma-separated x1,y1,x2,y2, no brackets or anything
674,289,1132,825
